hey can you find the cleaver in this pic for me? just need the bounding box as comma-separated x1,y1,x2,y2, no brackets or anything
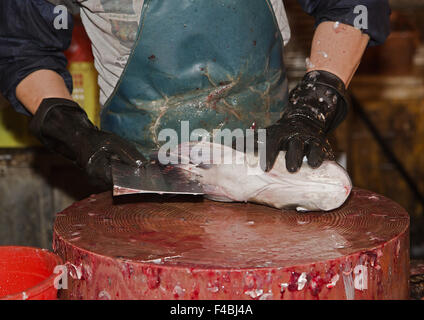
111,159,204,196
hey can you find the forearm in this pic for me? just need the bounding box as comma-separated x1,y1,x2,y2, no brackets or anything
16,70,73,115
0,0,74,115
307,21,370,87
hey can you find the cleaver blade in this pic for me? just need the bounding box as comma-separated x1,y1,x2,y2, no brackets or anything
112,159,204,196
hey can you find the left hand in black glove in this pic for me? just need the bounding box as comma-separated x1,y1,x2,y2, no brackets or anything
263,70,350,173
29,98,146,187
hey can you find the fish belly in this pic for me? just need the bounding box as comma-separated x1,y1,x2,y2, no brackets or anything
173,141,352,212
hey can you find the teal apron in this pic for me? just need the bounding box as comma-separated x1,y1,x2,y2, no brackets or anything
101,0,288,157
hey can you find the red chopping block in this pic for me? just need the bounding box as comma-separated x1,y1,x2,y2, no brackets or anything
53,188,410,300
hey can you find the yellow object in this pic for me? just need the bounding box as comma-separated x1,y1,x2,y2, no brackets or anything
0,62,100,148
0,103,39,147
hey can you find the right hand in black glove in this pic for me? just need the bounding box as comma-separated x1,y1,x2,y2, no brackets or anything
29,98,146,187
262,70,350,173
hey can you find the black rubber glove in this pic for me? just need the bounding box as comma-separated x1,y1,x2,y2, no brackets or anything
29,98,146,186
264,70,350,173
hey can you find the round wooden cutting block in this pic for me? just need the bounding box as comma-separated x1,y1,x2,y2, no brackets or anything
53,188,410,300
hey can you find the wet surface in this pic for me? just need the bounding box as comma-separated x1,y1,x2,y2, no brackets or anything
54,189,409,269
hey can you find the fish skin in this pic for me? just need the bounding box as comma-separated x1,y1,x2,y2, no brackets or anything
172,141,352,212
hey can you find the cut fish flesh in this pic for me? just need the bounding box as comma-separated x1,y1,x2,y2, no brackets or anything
171,141,352,212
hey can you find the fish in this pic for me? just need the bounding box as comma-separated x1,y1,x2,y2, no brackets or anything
168,141,352,212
